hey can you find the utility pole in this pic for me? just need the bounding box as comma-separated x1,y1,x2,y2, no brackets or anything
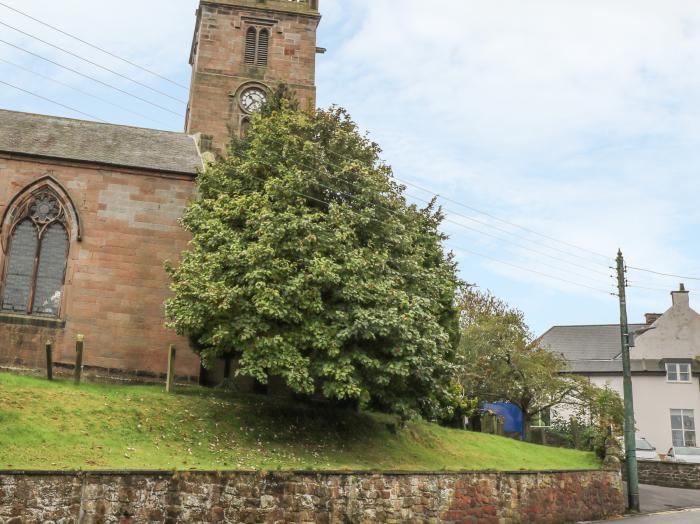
616,250,639,513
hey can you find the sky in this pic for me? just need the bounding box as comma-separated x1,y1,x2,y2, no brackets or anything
2,0,700,334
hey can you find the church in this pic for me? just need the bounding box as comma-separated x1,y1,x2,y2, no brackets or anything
0,0,321,382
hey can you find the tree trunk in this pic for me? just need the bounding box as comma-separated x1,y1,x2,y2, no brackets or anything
523,414,532,442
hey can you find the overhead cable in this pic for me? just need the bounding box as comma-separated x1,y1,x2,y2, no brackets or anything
0,78,106,122
262,133,616,266
248,159,617,296
627,266,700,282
0,20,187,104
398,178,614,263
0,0,189,90
0,57,170,127
260,135,613,278
0,39,183,117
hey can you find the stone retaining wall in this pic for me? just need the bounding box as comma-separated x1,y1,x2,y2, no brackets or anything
633,459,700,489
0,469,624,523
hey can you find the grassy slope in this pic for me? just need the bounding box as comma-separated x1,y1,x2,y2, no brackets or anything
0,373,599,471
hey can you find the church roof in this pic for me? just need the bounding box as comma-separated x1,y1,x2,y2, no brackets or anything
0,109,203,176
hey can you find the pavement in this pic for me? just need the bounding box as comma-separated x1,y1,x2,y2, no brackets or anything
585,483,700,523
596,508,700,523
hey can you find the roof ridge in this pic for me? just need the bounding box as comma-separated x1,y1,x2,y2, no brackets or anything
0,108,201,175
0,107,188,137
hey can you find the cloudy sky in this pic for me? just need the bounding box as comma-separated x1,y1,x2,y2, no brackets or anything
2,0,700,333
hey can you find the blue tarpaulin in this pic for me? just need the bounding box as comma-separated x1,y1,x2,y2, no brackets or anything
481,402,524,439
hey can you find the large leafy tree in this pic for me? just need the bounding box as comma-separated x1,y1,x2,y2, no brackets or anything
166,93,461,420
459,287,593,439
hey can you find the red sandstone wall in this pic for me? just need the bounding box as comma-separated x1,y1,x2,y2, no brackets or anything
0,155,201,379
186,1,319,155
0,470,625,523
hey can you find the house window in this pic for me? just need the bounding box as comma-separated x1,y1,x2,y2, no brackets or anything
666,363,692,383
671,409,696,447
532,408,551,427
1,188,70,318
244,26,270,67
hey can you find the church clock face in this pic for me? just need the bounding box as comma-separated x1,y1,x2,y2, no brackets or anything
240,87,267,114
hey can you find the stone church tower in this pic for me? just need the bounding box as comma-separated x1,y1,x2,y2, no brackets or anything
186,0,321,157
0,0,322,384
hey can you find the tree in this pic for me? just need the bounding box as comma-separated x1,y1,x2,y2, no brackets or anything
166,92,462,420
458,287,592,439
550,383,624,457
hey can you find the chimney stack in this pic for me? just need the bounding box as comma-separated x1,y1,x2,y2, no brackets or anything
671,283,690,308
645,313,662,325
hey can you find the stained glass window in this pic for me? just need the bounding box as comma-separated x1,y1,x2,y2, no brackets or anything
1,189,70,318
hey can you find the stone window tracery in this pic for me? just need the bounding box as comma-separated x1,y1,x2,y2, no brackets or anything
1,187,71,318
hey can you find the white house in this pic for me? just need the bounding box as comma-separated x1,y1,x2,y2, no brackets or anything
540,285,699,455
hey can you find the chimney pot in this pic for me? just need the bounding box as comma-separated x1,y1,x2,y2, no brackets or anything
672,284,690,308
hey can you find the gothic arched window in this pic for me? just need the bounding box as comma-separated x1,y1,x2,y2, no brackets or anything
1,188,71,318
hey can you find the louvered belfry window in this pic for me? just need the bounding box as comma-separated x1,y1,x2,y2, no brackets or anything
245,27,257,65
1,188,70,318
244,26,270,67
257,29,269,66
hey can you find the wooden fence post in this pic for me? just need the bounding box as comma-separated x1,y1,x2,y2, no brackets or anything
45,341,53,381
166,345,176,393
74,334,84,385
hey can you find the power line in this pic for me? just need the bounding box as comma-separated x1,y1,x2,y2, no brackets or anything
0,0,617,270
0,72,616,296
0,11,620,271
0,0,189,90
259,134,613,278
627,284,674,292
0,57,170,127
256,132,614,272
452,244,616,296
0,39,183,117
0,20,187,105
627,266,700,282
265,132,615,266
0,78,106,122
248,159,616,296
399,178,614,263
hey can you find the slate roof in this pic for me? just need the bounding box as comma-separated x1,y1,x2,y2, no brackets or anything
0,109,203,175
539,323,700,374
538,323,646,361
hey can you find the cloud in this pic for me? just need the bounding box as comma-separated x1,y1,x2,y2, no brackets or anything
0,0,197,127
315,0,700,330
2,0,698,330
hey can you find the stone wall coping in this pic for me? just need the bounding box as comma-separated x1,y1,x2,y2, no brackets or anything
628,459,697,465
0,468,605,477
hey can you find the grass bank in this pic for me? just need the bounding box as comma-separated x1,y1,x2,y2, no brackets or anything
0,373,599,471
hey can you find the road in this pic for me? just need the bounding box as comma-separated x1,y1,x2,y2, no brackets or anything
604,508,700,523
585,484,700,523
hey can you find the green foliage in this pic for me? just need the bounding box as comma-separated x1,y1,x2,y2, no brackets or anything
458,287,591,438
550,385,624,458
166,95,462,420
0,373,601,471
